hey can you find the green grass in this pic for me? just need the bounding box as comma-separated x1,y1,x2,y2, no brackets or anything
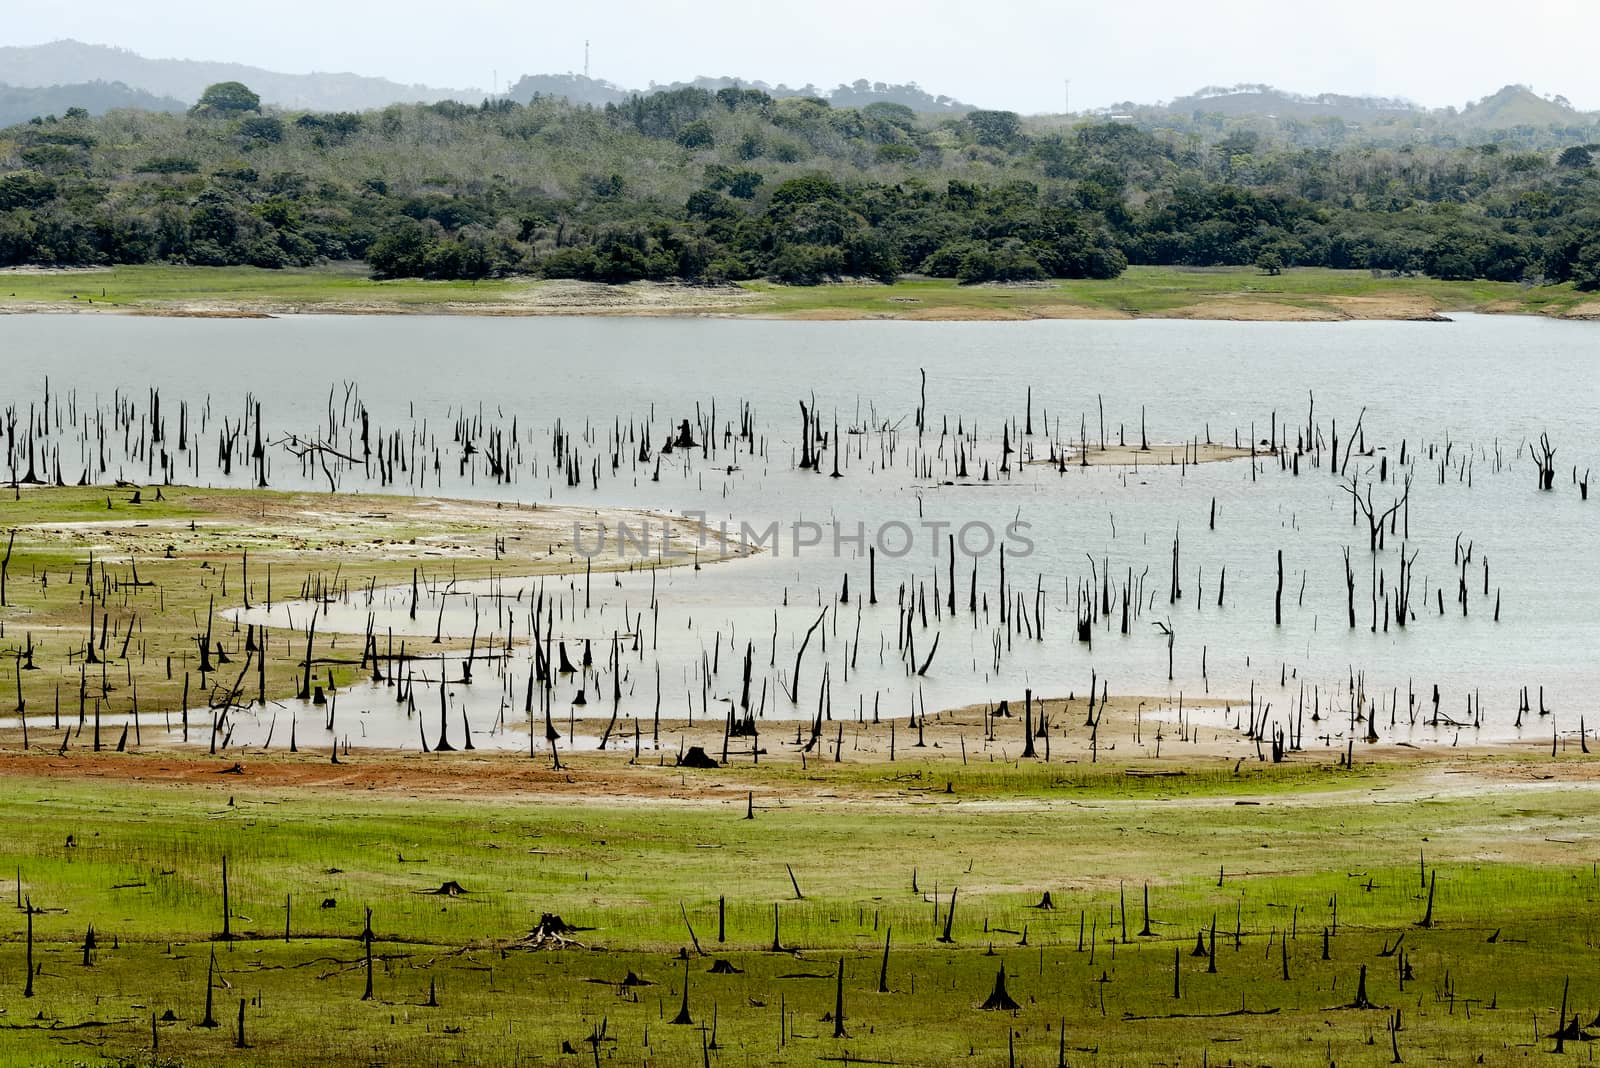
742,266,1590,318
0,263,542,309
1,763,1597,1066
0,264,1589,318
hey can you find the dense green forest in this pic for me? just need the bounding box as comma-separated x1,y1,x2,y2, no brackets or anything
2,82,1599,288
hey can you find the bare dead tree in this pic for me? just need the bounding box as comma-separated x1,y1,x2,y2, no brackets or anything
1394,545,1419,628
1529,432,1556,491
1342,547,1357,629
786,609,827,701
1,530,13,607
1345,476,1409,553
1154,620,1174,680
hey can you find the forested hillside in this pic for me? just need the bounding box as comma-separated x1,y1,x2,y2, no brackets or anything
2,84,1598,288
0,80,185,127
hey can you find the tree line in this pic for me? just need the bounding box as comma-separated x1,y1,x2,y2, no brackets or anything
1,82,1598,289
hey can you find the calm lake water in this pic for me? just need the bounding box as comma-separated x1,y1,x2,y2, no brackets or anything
1,312,1596,753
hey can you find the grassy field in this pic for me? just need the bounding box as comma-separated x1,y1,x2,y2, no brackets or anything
0,263,525,310
743,267,1592,319
0,755,1596,1066
0,263,1591,319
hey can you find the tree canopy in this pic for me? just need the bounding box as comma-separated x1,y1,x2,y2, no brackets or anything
193,82,260,115
0,90,1596,288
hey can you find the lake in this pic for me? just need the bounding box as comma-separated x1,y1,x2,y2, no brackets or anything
2,311,1596,752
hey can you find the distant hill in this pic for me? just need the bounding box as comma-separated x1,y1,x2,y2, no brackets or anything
0,41,1585,137
1097,83,1598,147
0,79,185,126
1162,84,1424,122
507,72,973,113
821,80,970,112
1456,84,1583,129
503,73,630,108
3,41,974,117
0,40,479,111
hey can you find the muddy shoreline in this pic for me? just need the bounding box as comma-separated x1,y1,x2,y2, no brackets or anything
2,690,1583,801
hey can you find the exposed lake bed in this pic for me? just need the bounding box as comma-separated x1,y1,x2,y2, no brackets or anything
2,310,1598,1068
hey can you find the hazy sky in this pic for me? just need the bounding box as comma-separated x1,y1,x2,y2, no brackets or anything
8,0,1599,112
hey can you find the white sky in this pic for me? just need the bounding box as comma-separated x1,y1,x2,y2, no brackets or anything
7,0,1599,113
